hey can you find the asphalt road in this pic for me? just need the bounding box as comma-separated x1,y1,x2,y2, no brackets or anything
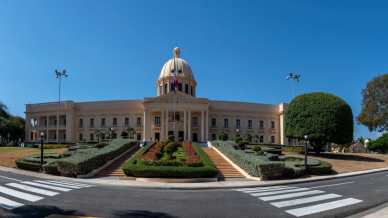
0,170,388,218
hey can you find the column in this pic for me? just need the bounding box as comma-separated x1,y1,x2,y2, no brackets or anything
165,109,169,139
161,110,165,140
201,110,205,142
143,110,151,141
183,110,187,141
205,110,209,141
188,111,192,141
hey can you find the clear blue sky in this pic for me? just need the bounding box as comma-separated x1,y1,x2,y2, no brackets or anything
0,1,386,139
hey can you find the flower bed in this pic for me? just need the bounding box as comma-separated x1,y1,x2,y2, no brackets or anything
122,141,218,178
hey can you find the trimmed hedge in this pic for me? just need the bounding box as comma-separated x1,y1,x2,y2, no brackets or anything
16,153,62,172
122,143,218,178
55,139,137,177
282,145,305,154
212,141,332,180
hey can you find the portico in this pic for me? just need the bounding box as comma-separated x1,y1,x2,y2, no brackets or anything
142,92,209,142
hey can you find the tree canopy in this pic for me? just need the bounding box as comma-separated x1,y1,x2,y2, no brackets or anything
0,101,25,145
357,74,388,132
285,92,354,152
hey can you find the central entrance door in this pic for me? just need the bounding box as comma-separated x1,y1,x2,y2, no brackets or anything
155,132,160,142
178,131,184,141
192,133,198,142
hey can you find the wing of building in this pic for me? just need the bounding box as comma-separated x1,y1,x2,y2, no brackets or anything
25,47,287,144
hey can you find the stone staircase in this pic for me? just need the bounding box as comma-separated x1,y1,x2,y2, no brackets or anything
203,147,245,180
97,147,138,177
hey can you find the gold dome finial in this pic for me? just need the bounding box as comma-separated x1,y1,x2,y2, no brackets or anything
173,47,181,58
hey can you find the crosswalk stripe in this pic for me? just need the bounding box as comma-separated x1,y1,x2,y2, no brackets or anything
270,193,342,208
0,196,24,210
22,181,71,192
285,198,363,217
242,187,298,193
34,180,83,189
0,185,43,202
6,183,59,197
260,190,325,202
45,180,91,188
251,188,310,197
235,186,289,192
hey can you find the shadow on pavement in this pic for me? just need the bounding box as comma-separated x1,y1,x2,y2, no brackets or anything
311,153,385,162
113,210,178,218
6,205,85,218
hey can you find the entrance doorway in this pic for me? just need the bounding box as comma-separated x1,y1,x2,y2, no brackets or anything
155,132,160,142
178,131,184,141
192,133,198,142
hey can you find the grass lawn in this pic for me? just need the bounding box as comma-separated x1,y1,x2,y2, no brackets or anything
0,147,67,168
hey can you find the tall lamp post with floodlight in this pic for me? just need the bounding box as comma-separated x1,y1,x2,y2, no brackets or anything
40,132,44,168
55,69,68,144
286,73,301,99
304,135,309,173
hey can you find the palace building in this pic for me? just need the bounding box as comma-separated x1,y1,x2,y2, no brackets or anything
25,48,287,144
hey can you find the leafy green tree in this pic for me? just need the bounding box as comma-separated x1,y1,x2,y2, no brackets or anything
0,102,10,119
357,74,388,132
368,133,388,153
6,116,25,141
285,92,354,153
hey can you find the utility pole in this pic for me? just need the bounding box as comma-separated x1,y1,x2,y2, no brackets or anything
55,69,68,144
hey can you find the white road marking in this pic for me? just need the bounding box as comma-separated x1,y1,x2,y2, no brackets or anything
270,193,342,208
235,186,288,192
260,190,325,202
45,180,91,188
22,181,71,192
34,180,83,189
0,196,24,210
0,185,43,202
285,198,362,217
251,188,310,197
242,187,298,193
6,183,59,197
0,175,23,182
308,182,354,189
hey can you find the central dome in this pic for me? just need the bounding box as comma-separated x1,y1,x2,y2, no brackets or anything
159,47,195,80
156,47,197,97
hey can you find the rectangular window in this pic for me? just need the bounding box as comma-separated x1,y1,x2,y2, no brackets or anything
271,121,275,129
89,118,94,128
164,84,168,94
236,119,241,129
113,117,118,127
90,133,94,141
259,135,264,144
79,119,83,128
212,134,217,140
59,115,66,126
271,135,275,143
154,116,161,127
185,84,189,94
137,117,142,127
224,118,229,128
79,133,83,141
211,118,217,128
192,117,199,127
125,117,129,127
137,133,142,141
178,83,182,91
190,86,193,96
248,120,252,129
259,120,264,129
101,118,106,127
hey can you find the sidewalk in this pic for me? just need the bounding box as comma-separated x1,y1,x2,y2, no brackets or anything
1,165,388,190
348,202,388,218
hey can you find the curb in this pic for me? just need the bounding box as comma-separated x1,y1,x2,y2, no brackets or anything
2,165,388,190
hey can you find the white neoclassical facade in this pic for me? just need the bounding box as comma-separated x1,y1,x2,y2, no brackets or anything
26,48,287,144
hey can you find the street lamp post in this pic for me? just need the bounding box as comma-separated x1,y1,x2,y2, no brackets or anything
55,69,68,144
40,132,44,168
304,135,309,173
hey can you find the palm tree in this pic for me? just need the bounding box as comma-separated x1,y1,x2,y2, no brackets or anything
0,102,10,119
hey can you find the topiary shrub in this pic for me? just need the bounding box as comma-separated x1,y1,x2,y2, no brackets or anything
252,145,264,155
285,92,354,154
